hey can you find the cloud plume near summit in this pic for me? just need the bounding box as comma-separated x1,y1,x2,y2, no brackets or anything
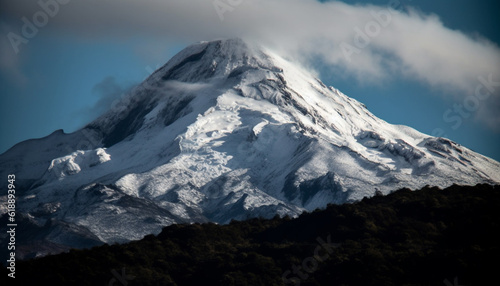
2,0,500,129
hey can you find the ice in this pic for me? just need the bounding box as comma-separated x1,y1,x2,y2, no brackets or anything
47,148,111,178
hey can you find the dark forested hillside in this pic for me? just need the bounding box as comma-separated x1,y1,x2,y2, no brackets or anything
6,184,500,285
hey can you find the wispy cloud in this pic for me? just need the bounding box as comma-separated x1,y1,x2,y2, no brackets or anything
0,23,27,86
89,76,128,117
3,0,499,130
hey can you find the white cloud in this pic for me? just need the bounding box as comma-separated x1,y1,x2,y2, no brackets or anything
3,0,500,130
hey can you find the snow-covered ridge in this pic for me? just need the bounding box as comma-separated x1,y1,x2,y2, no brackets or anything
1,38,499,258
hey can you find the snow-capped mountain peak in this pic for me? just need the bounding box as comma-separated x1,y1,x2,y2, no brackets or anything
1,38,499,258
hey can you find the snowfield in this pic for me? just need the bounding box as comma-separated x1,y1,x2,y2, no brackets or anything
1,38,499,257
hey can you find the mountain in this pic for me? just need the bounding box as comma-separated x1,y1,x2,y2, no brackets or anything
1,38,499,258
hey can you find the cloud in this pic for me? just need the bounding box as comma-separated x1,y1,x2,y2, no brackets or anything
88,76,129,118
3,0,500,130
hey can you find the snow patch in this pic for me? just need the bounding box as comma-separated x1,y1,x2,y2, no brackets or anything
48,148,111,178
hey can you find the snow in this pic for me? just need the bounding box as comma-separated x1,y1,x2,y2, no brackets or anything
1,38,499,254
47,148,111,178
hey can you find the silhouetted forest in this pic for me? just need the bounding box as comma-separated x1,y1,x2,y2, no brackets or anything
6,184,499,285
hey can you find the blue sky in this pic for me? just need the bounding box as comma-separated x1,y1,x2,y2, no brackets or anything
1,0,499,161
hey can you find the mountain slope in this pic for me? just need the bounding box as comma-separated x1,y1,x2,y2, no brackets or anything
1,39,499,257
